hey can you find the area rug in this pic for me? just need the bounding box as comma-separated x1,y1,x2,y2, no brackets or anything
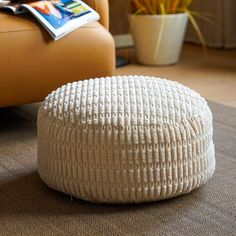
0,102,235,235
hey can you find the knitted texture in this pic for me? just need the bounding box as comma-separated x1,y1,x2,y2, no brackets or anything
37,75,215,203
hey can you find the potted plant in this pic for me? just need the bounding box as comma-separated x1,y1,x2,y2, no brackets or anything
129,0,205,65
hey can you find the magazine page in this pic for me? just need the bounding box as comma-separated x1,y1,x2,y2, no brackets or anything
0,1,26,14
22,0,100,40
0,0,10,7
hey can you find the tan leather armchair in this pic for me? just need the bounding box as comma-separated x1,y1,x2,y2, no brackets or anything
0,0,115,107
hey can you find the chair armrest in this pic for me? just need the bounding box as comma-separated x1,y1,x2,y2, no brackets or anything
83,0,109,30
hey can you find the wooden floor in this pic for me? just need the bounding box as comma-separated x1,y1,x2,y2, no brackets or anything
116,44,236,108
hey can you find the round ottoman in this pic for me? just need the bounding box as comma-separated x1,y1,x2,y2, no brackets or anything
37,75,215,203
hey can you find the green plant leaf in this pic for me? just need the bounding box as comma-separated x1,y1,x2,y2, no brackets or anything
185,8,207,52
130,0,214,50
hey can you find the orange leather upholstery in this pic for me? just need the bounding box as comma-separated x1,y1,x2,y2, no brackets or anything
0,0,115,107
84,0,109,29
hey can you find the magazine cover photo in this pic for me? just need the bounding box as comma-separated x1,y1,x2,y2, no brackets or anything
0,0,100,40
28,0,92,29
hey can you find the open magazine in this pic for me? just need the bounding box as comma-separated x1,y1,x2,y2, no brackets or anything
0,0,99,40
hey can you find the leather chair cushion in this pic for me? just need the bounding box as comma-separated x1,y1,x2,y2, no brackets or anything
0,13,115,107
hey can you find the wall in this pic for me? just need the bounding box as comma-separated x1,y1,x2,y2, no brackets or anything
109,0,236,49
109,0,129,35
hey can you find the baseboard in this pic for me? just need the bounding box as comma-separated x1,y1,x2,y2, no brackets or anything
114,34,134,48
185,37,236,49
114,33,236,49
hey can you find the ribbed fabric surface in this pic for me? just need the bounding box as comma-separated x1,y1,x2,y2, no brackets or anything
37,75,215,203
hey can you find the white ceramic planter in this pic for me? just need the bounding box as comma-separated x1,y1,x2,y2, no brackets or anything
129,13,188,65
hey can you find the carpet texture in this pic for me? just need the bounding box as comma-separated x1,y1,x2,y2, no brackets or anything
0,102,235,235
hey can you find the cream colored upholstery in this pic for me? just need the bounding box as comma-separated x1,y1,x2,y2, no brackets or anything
37,75,215,203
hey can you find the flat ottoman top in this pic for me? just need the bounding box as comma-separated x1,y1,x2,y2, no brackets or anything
38,75,215,203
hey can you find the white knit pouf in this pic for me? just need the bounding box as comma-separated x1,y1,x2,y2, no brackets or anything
37,76,215,203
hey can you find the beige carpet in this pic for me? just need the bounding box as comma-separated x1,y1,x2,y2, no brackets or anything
0,102,235,235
